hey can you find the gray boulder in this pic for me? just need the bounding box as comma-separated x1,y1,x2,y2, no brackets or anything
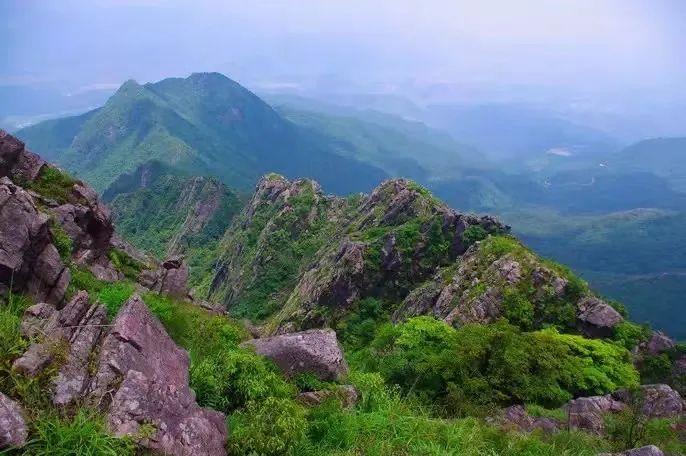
576,297,623,338
0,393,27,449
242,328,348,381
493,405,561,433
639,384,684,418
566,394,625,434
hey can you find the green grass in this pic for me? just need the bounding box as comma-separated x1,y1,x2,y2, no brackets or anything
107,248,144,281
26,166,78,204
22,410,136,456
48,218,74,262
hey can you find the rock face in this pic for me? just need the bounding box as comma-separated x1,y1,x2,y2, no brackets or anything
576,297,623,338
0,129,126,292
138,255,189,299
242,328,348,381
12,291,108,406
0,177,70,305
90,295,226,455
12,293,227,455
0,393,28,449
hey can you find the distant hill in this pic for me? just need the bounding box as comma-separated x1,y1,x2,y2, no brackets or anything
610,137,686,192
17,73,387,194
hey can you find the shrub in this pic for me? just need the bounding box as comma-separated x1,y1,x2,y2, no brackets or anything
613,321,651,350
462,225,488,247
229,397,307,455
23,410,135,456
502,288,535,330
190,348,294,413
365,317,638,413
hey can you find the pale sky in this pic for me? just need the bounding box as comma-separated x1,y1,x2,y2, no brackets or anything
2,0,685,109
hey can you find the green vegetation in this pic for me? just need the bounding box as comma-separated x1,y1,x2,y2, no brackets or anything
358,317,638,414
17,73,386,194
25,166,78,204
108,169,242,285
462,224,488,246
209,179,338,321
107,248,144,281
48,218,73,261
23,410,136,456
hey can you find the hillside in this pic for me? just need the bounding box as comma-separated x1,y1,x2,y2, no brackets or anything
611,137,686,192
17,73,387,194
106,161,244,285
1,130,685,455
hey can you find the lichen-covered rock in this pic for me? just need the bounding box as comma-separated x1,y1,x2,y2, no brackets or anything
576,297,623,338
0,393,27,449
0,177,70,305
566,394,625,434
242,328,348,381
640,332,675,356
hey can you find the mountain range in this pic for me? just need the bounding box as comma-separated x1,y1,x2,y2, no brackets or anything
15,72,686,338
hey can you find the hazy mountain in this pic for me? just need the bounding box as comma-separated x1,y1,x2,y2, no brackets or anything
17,73,387,194
610,137,686,192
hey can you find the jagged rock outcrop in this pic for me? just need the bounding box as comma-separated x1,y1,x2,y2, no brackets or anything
13,291,108,406
138,255,190,299
0,129,45,183
0,129,126,286
89,295,226,455
490,405,561,433
392,238,585,330
241,328,348,381
12,292,227,455
576,297,624,338
600,446,664,456
0,177,70,305
0,393,27,449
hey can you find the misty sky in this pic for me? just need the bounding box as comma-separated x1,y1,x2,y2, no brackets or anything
2,0,686,118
